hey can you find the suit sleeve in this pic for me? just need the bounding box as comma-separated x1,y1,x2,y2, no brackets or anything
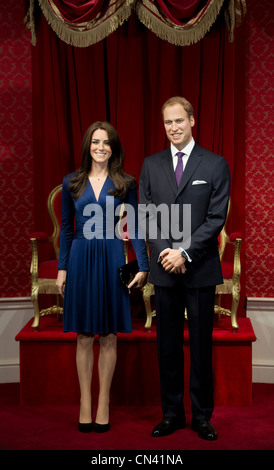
186,156,231,264
139,158,171,258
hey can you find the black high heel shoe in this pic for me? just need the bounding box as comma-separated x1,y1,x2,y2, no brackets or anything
78,421,93,433
78,407,93,433
94,422,110,433
94,407,110,433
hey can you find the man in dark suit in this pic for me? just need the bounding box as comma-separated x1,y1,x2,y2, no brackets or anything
139,96,230,440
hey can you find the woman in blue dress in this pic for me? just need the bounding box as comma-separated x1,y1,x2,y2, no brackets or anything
56,121,149,433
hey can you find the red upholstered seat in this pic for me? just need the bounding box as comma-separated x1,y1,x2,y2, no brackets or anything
38,260,59,279
221,261,234,279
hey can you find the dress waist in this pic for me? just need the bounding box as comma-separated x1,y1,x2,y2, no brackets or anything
73,229,121,240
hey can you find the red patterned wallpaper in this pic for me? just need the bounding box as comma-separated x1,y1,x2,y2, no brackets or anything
0,1,34,297
0,1,273,300
245,0,274,297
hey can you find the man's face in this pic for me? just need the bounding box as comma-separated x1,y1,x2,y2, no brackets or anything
163,103,195,150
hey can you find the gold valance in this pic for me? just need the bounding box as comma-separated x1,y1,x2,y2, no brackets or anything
25,0,246,47
25,0,135,47
136,0,247,46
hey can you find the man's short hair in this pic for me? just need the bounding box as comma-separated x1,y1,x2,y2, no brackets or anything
162,96,194,120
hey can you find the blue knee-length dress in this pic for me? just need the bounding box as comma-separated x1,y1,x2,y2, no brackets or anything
58,174,149,334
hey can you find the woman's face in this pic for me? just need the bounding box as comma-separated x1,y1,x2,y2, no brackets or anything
90,129,112,165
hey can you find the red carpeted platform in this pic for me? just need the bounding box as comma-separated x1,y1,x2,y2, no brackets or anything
15,316,256,407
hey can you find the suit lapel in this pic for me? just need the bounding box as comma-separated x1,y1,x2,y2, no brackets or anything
160,148,178,196
176,144,202,196
159,145,203,198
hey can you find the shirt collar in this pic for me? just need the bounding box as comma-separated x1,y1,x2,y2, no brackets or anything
171,138,195,158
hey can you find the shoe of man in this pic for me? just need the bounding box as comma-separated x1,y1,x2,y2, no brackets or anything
152,417,186,437
191,419,218,440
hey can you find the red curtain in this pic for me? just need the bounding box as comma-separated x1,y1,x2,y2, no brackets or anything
31,10,246,311
155,1,211,23
41,0,216,23
52,0,106,21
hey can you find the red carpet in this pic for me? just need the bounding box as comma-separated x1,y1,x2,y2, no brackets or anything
7,315,267,465
0,382,274,454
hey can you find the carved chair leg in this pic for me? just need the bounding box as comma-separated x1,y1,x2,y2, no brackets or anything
231,286,240,329
214,293,222,322
31,292,40,329
144,299,156,329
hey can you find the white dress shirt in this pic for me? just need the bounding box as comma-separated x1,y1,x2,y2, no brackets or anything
158,139,195,264
171,138,195,172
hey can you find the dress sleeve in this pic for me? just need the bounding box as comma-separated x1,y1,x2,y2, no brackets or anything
125,186,149,272
58,176,75,270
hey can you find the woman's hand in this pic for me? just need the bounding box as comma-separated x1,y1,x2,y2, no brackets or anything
127,271,148,290
56,270,67,296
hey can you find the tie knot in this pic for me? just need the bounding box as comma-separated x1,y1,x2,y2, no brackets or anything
176,152,184,159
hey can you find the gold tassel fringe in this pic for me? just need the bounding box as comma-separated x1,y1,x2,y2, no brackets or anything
135,0,226,46
24,0,246,47
36,0,135,47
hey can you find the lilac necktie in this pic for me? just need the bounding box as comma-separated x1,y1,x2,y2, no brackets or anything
175,152,184,187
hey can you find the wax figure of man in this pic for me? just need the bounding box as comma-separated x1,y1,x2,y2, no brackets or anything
139,96,230,440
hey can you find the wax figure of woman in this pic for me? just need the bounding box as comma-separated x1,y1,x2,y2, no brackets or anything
56,121,149,433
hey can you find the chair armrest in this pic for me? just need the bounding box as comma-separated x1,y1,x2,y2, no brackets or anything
229,232,243,242
29,232,51,276
232,238,242,277
120,231,130,240
30,237,39,278
29,231,50,242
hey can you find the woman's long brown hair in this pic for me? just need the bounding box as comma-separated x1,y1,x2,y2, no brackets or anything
68,121,136,200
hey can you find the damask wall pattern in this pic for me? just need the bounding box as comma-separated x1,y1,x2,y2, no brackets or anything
245,0,274,297
0,1,34,297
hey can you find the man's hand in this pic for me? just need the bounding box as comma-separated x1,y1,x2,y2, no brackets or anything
160,248,187,274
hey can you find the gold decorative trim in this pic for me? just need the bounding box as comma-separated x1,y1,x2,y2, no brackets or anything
25,0,246,47
24,0,37,46
224,0,247,41
47,184,62,258
135,0,225,46
37,0,135,47
135,0,246,46
39,305,63,317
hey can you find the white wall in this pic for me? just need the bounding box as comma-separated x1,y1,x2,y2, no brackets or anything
0,298,34,383
247,297,274,383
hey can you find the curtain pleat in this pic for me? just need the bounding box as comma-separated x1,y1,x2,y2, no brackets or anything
31,12,245,231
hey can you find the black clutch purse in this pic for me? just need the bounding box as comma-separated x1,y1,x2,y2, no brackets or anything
118,259,139,288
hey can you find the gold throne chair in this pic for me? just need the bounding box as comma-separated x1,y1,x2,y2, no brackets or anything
215,200,243,329
30,184,63,329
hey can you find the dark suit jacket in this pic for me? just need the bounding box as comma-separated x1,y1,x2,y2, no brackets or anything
139,143,231,289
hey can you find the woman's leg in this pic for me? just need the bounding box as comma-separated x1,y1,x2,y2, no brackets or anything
76,333,94,423
95,333,117,424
